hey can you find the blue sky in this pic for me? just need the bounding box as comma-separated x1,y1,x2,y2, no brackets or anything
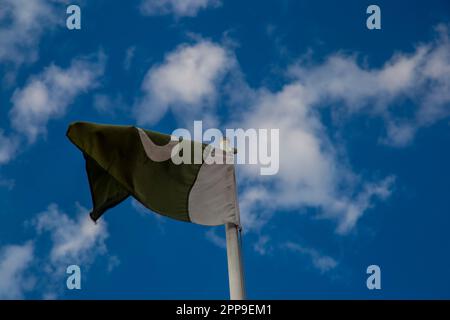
0,0,450,299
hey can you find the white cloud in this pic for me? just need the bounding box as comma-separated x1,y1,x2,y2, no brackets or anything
10,53,105,143
334,176,395,234
231,26,450,234
0,0,60,66
0,242,34,299
253,235,271,256
289,24,450,146
237,186,272,231
27,203,110,299
128,26,449,236
0,203,111,299
131,198,150,216
233,83,395,234
107,255,121,273
133,41,233,126
140,0,220,17
123,46,136,71
131,198,165,221
93,93,125,115
93,94,113,113
205,228,226,249
34,203,108,265
0,130,18,165
284,242,338,273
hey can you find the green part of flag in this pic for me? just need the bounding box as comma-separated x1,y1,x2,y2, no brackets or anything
67,121,204,223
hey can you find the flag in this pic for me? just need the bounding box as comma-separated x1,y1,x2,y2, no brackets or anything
67,121,240,226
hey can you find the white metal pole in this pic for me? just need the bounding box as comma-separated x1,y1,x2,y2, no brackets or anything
225,222,245,300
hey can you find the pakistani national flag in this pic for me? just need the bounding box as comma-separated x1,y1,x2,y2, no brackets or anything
67,122,240,226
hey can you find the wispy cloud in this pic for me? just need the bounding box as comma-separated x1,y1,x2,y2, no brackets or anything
284,242,338,273
10,53,105,143
0,0,62,66
289,24,450,147
140,0,221,17
32,203,110,297
107,255,121,273
0,52,105,169
334,176,395,234
0,242,34,299
34,203,109,265
0,203,112,299
253,235,272,256
205,228,226,249
0,130,18,165
131,199,167,232
123,46,136,71
93,93,125,115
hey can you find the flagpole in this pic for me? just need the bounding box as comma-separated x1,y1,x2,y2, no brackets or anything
220,138,245,300
225,222,245,300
